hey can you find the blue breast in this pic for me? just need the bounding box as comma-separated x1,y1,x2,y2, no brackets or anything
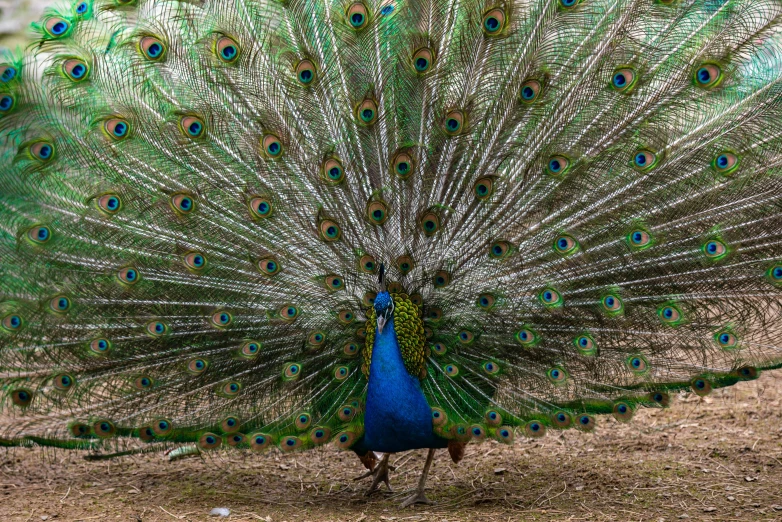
361,315,447,453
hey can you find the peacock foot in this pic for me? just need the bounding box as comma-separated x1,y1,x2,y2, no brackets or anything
399,489,434,508
354,452,395,495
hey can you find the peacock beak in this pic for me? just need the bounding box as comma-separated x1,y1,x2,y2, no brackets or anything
376,314,387,335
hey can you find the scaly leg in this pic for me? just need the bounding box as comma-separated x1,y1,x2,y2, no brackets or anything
354,452,395,494
400,448,436,508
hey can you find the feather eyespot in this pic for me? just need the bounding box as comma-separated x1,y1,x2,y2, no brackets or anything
89,338,112,355
601,294,623,315
712,152,739,176
611,67,636,92
117,266,139,285
431,342,447,355
576,414,595,431
346,2,369,29
322,158,345,184
334,366,349,381
545,155,570,177
11,389,33,407
495,426,514,443
547,367,568,385
735,366,758,381
336,431,358,449
554,234,579,255
187,358,208,374
444,110,465,135
356,98,378,125
171,193,195,214
426,307,443,323
520,79,542,103
0,64,17,83
138,426,155,442
279,305,299,321
482,8,505,35
444,364,459,377
239,340,261,358
75,2,89,16
702,239,728,260
219,381,242,397
0,94,16,114
283,362,302,380
307,331,326,350
227,434,246,447
395,255,414,275
412,48,434,73
489,241,512,259
215,36,240,63
560,0,581,8
257,257,280,275
140,36,166,61
391,150,414,179
250,433,272,451
612,402,634,422
626,354,649,374
2,314,23,332
262,134,283,158
63,58,89,82
146,320,169,337
649,391,670,407
433,270,451,288
210,310,233,328
691,378,712,397
44,17,72,38
515,327,539,346
319,219,342,241
359,254,377,273
324,274,345,291
483,361,500,375
768,263,782,284
431,407,447,427
524,420,546,438
476,293,496,311
199,433,222,449
338,405,356,422
48,295,71,314
658,304,684,326
632,149,658,171
540,288,563,308
473,177,494,199
694,63,722,89
366,200,389,225
53,373,76,391
295,59,316,85
29,141,55,162
470,425,487,441
310,426,331,445
457,329,474,344
69,422,89,437
96,193,122,215
715,329,738,349
343,342,359,357
551,411,572,429
573,333,597,356
410,293,423,306
93,420,116,438
153,419,173,436
417,212,440,237
183,252,207,272
248,196,273,219
338,310,354,324
180,116,204,138
626,228,652,249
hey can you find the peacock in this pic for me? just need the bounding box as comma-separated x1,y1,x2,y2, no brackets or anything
1,0,782,508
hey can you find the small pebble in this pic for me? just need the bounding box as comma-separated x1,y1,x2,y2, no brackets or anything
210,507,230,517
678,515,689,519
703,507,717,512
727,496,736,501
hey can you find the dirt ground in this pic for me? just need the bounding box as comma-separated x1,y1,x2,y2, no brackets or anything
1,372,781,522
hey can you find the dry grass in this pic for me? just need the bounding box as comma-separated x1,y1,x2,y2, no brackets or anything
1,372,781,521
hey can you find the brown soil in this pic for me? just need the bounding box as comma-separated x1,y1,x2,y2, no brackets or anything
1,372,781,522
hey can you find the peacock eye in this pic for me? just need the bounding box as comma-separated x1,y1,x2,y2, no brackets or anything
520,79,542,103
626,354,648,373
694,63,722,89
473,176,494,200
632,149,658,171
358,254,377,273
75,2,89,15
489,240,512,259
573,334,597,355
412,48,433,73
444,364,459,377
140,36,166,61
2,313,24,332
63,58,90,82
27,225,52,244
188,358,208,374
420,212,440,236
611,67,636,92
0,94,16,114
366,201,389,225
322,158,345,184
30,141,55,162
210,310,233,328
627,228,652,249
768,264,782,284
482,8,505,35
146,321,169,337
0,64,17,83
116,266,139,285
691,378,712,397
601,294,623,314
457,330,474,344
658,304,683,325
283,362,302,380
216,36,240,63
433,270,451,288
11,389,33,407
515,327,538,345
257,257,280,275
171,193,195,215
240,340,261,357
260,134,282,157
483,361,500,375
396,255,414,275
249,196,273,219
444,110,464,135
97,193,122,214
356,98,378,125
220,381,241,397
180,116,205,138
703,239,727,260
54,373,76,391
546,155,570,176
712,152,739,175
540,288,562,307
199,432,222,449
547,367,568,384
280,305,299,321
102,117,130,140
324,275,345,291
715,330,738,349
476,293,496,310
431,342,447,355
295,59,316,85
554,234,579,255
89,338,111,354
392,150,414,179
613,402,634,422
45,17,71,38
49,295,71,314
153,419,173,435
560,0,580,7
184,252,207,271
346,2,369,29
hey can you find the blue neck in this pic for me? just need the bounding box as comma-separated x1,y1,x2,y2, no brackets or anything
362,315,446,452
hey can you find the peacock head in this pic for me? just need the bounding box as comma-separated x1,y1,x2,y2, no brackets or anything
374,264,394,334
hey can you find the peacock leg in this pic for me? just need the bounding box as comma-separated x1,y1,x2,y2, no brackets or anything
355,452,395,494
399,448,436,508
